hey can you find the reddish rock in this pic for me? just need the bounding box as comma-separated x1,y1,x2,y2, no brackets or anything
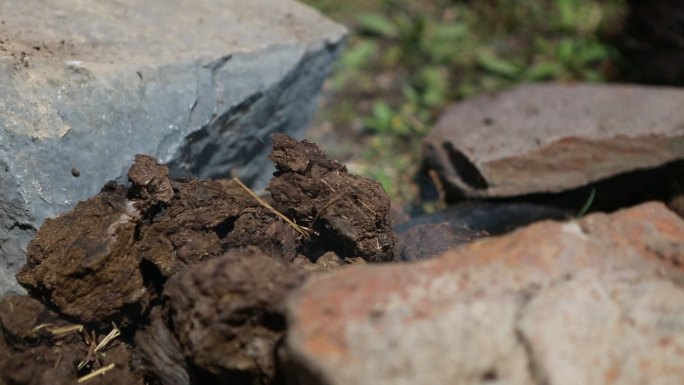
424,84,684,198
284,202,684,385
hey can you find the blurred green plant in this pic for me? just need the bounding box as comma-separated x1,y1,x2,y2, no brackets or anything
303,0,625,208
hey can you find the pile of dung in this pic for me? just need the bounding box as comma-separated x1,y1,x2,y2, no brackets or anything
1,134,395,385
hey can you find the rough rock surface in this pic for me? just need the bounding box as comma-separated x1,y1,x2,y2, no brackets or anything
284,202,684,385
0,0,346,294
424,83,684,199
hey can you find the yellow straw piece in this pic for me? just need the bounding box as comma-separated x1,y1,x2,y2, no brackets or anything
232,178,312,239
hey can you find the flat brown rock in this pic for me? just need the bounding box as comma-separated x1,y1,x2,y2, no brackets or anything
284,202,684,385
424,83,684,198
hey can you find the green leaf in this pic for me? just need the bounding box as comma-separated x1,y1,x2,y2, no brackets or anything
534,37,556,56
581,69,604,82
367,101,394,133
557,0,578,30
342,40,378,70
477,52,520,78
390,114,412,136
525,61,564,81
357,13,398,38
373,170,393,195
432,23,468,41
424,24,468,63
576,188,596,217
557,39,575,64
402,85,421,104
417,66,448,107
575,42,608,64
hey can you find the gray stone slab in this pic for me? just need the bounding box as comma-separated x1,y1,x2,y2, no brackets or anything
424,83,684,198
0,0,346,294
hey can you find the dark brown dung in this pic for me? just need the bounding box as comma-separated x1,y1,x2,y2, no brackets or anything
7,135,396,385
269,133,396,262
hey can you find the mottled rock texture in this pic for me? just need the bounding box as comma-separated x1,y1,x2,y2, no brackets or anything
284,202,684,385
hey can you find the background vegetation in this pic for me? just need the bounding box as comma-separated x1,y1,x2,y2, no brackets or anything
302,0,627,211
